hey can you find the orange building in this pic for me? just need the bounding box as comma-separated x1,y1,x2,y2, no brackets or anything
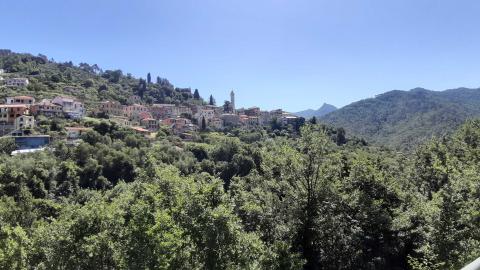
98,101,124,116
0,105,29,124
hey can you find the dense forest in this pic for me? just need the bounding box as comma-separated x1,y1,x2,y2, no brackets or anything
0,118,479,269
321,87,480,149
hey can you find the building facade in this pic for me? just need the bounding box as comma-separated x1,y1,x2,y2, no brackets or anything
14,115,35,130
6,96,35,106
5,78,29,87
52,96,85,119
30,99,63,117
99,101,124,116
0,105,29,124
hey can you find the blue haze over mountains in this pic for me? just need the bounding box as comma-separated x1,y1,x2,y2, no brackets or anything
294,103,338,119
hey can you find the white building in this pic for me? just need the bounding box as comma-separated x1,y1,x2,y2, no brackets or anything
65,127,92,140
221,113,240,126
6,96,35,106
5,78,29,87
259,111,272,126
14,115,35,130
211,118,223,129
52,96,85,119
110,116,131,127
195,109,215,125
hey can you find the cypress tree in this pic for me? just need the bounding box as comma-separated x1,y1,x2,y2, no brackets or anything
209,95,216,105
194,89,200,99
201,116,207,130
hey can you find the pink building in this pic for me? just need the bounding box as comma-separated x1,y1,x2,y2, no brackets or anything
99,101,124,116
31,99,63,117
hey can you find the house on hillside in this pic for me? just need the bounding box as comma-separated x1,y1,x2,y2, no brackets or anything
259,111,271,126
5,96,35,106
14,115,35,130
150,104,176,119
130,111,153,125
194,109,215,125
65,127,92,140
123,104,148,119
5,78,29,87
140,118,159,131
52,96,85,119
0,105,29,124
128,95,142,104
280,113,299,126
246,116,260,127
245,107,260,117
210,117,223,129
175,105,193,117
98,100,124,116
130,126,152,137
110,116,131,127
221,113,240,127
31,99,64,117
161,117,195,134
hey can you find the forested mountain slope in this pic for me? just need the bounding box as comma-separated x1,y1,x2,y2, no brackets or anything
321,87,480,148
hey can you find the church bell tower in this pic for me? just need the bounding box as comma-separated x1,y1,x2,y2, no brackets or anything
230,90,235,113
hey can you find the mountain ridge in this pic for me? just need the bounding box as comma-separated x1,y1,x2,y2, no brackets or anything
320,87,480,148
295,103,337,119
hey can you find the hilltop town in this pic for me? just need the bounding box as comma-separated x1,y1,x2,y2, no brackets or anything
0,53,302,154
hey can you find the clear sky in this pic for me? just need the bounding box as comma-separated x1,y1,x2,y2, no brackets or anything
3,0,480,111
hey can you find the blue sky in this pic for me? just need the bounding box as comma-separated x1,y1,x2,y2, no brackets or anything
3,0,480,111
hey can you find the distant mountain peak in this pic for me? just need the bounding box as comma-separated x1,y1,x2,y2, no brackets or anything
295,103,337,119
318,103,337,110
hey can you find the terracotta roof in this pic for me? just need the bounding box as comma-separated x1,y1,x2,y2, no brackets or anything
131,126,150,132
9,96,34,99
0,104,28,108
65,127,92,131
151,104,175,107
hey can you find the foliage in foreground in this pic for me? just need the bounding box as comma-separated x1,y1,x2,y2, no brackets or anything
0,120,479,269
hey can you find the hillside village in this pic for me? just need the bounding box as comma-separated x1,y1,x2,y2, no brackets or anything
0,65,301,154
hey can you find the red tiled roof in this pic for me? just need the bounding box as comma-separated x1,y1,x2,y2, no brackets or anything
10,96,34,99
65,127,92,131
0,104,28,108
131,126,150,132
